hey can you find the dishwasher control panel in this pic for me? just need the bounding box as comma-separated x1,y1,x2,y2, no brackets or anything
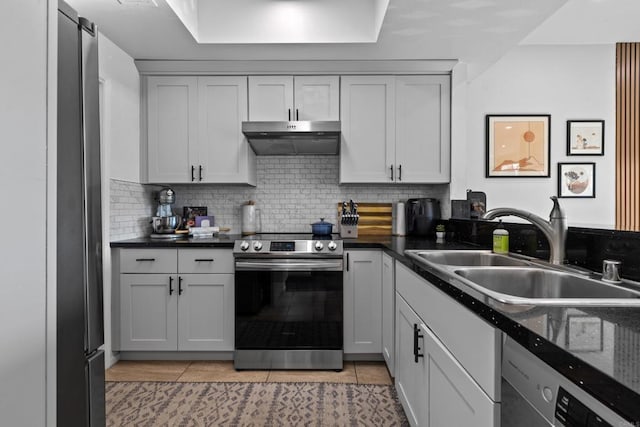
555,387,612,427
502,336,630,427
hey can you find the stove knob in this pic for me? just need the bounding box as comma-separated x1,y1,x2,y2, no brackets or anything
314,241,324,251
327,241,337,251
240,241,250,251
253,241,263,251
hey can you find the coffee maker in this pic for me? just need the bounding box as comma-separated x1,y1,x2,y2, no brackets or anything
150,187,181,238
406,198,441,236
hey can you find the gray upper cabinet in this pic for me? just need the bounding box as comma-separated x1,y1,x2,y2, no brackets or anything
147,76,197,183
146,76,255,185
340,75,450,184
248,75,339,121
395,75,450,183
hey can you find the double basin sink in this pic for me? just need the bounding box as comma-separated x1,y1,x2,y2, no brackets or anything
404,250,640,306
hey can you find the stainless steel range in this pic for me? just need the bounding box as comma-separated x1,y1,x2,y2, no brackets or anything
233,234,344,370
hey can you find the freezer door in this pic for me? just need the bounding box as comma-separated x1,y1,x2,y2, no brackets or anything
81,18,104,353
86,350,106,427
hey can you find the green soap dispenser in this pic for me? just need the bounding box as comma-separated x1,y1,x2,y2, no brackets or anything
492,220,509,254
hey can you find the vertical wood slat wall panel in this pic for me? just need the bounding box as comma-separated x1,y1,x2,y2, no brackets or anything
616,43,640,231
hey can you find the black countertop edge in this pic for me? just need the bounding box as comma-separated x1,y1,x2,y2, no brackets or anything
110,236,238,248
388,251,640,423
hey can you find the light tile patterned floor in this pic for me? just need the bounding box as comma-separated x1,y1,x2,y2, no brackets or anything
106,360,392,385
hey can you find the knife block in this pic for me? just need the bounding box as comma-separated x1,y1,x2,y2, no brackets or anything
340,224,358,239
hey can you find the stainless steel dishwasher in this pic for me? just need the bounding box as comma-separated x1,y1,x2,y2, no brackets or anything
501,336,627,426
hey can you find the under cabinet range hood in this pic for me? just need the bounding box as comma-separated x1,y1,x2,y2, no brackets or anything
242,121,341,155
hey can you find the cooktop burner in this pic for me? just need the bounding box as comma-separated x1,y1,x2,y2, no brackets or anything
233,233,343,257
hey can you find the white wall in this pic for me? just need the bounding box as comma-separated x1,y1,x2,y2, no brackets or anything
98,32,140,367
0,0,50,425
452,44,616,228
99,33,140,183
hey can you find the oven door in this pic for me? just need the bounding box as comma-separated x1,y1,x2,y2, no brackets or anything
235,258,343,351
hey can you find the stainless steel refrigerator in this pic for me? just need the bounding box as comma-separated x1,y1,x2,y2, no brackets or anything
57,1,105,425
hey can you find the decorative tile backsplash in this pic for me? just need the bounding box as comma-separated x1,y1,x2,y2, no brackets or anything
109,156,450,238
110,179,160,240
172,156,450,234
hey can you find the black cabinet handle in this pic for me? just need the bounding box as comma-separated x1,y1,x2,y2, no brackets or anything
135,258,156,262
346,253,349,272
414,324,424,363
195,258,214,262
191,165,195,182
199,165,203,181
390,165,394,181
178,276,184,295
288,109,291,121
169,276,174,296
398,164,402,181
296,109,299,121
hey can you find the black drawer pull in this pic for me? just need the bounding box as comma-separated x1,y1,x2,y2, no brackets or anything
194,258,214,262
178,276,184,295
169,276,174,296
135,258,156,262
414,324,424,363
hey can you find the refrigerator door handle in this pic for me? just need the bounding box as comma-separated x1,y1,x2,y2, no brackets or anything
81,21,104,354
86,350,106,426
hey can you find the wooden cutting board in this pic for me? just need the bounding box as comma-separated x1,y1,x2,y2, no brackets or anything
337,202,392,236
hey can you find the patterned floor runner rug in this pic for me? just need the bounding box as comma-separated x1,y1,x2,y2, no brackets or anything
107,381,409,426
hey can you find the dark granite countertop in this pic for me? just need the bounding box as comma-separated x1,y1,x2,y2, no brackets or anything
110,235,239,248
110,234,640,421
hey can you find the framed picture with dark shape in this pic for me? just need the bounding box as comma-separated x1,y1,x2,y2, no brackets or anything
567,120,604,155
486,114,551,177
558,162,596,198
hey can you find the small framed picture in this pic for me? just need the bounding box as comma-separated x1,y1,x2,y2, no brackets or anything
558,162,595,198
566,315,603,352
567,120,604,155
183,206,208,227
486,114,551,177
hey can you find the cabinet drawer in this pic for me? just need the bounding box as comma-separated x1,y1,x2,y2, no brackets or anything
396,262,501,401
178,249,234,274
120,249,177,273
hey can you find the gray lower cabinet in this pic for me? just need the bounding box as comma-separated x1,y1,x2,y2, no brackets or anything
395,294,427,426
381,252,395,375
395,262,500,427
343,250,382,354
117,248,234,352
120,273,178,351
177,273,234,351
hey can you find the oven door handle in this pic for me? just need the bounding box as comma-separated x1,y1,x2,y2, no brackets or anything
235,260,343,271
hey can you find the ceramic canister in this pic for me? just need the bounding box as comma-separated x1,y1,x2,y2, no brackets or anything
241,204,256,235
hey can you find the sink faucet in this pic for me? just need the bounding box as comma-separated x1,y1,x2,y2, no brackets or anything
481,196,567,265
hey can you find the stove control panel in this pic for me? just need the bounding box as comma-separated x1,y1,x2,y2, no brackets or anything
233,239,343,256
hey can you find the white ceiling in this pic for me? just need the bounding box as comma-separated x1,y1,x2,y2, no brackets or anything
66,0,640,77
164,0,390,44
66,0,566,74
522,0,640,45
